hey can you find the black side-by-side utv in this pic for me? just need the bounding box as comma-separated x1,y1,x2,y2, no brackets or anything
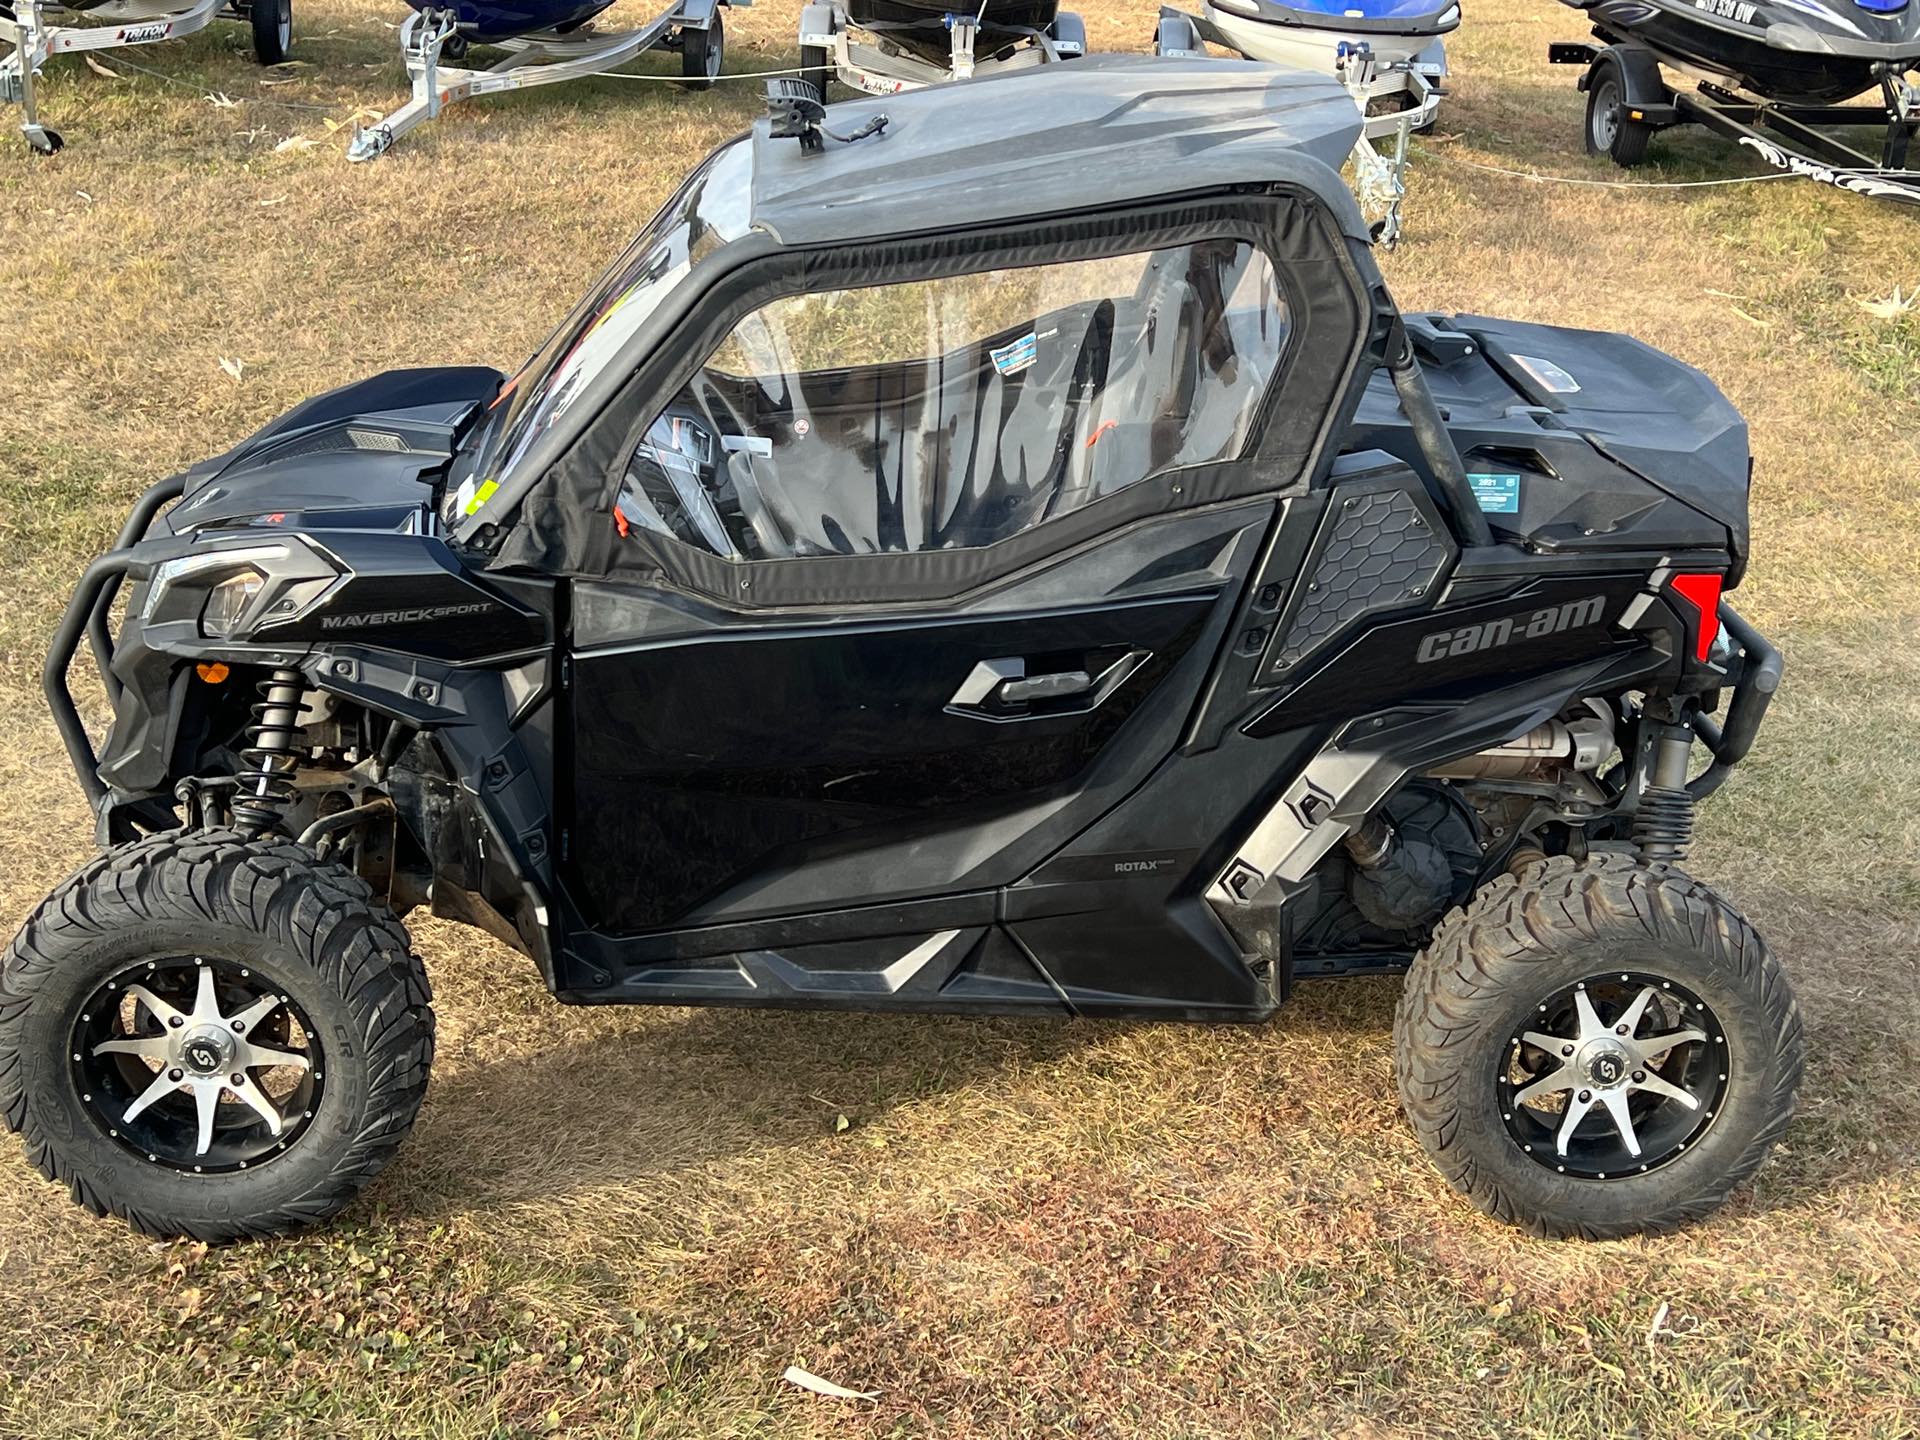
3,57,1799,1243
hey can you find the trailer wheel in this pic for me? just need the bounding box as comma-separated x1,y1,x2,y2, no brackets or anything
1394,856,1802,1238
249,0,291,66
800,42,833,101
680,13,723,90
1586,59,1652,166
0,829,434,1242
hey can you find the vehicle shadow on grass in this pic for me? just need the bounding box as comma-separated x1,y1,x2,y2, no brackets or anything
381,881,1918,1231
379,965,1402,1224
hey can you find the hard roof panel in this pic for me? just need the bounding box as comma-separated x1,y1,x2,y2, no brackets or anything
748,55,1369,246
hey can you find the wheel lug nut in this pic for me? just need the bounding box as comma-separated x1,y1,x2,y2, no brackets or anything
168,1069,183,1082
1578,1089,1593,1102
1632,1071,1646,1083
232,1021,245,1033
231,1074,246,1087
1561,1044,1574,1057
1614,1024,1629,1035
168,1017,183,1029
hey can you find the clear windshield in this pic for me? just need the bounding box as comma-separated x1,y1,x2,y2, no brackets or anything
455,138,753,521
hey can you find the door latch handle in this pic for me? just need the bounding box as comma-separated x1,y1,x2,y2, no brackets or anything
946,650,1151,721
997,670,1094,704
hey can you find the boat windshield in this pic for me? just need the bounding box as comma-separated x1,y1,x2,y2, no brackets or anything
1276,0,1453,17
461,138,754,510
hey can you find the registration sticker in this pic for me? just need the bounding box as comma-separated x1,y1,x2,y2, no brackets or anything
1468,472,1521,514
990,332,1038,377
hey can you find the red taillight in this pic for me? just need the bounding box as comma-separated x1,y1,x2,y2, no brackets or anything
1669,573,1724,662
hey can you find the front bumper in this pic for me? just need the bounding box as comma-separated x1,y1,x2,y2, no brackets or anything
44,475,188,812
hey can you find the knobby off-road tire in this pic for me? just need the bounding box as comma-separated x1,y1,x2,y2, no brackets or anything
1395,856,1802,1239
0,829,433,1242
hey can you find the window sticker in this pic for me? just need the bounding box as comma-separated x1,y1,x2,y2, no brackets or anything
1467,472,1522,515
990,332,1039,377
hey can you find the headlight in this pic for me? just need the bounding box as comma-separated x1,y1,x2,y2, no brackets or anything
143,543,292,635
202,568,267,637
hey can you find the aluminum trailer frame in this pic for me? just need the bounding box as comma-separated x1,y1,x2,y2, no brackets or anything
1156,4,1444,247
796,1,1083,99
1551,39,1920,206
1,0,278,153
347,0,745,162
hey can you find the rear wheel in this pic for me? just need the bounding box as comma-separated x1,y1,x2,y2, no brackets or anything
1395,857,1802,1238
0,830,433,1242
249,0,291,66
680,13,723,90
1586,61,1653,166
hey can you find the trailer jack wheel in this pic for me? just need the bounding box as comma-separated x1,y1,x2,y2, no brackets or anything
25,125,63,155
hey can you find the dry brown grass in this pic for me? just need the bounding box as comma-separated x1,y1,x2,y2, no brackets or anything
2,0,1918,1434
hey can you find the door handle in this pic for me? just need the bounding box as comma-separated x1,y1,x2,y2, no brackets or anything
946,650,1151,721
998,669,1093,704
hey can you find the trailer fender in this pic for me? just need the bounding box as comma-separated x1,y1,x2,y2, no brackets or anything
1583,44,1665,109
678,0,719,26
1154,10,1203,57
799,1,837,45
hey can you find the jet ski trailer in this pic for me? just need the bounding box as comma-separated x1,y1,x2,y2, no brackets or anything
796,0,1085,99
1154,0,1460,246
2,0,290,153
1551,0,1920,205
347,0,746,161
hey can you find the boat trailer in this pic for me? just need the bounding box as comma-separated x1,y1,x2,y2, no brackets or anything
1551,40,1920,206
347,0,744,162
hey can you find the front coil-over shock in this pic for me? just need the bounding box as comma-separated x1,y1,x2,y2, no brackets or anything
234,667,310,835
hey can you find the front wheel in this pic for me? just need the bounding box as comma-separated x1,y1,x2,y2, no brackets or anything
0,830,434,1242
1395,857,1802,1238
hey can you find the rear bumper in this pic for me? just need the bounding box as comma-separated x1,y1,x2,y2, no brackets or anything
1688,602,1783,799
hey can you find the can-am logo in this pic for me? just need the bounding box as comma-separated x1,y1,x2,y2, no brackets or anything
1415,595,1606,664
320,601,496,630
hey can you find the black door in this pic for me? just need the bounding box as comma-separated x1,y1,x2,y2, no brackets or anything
559,232,1302,937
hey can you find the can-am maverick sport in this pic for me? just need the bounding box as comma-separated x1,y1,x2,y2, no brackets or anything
6,56,1799,1244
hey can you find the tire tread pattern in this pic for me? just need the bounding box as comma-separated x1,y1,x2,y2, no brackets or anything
0,829,433,1243
1394,855,1803,1239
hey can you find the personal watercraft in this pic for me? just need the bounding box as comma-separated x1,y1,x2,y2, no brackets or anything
797,0,1084,99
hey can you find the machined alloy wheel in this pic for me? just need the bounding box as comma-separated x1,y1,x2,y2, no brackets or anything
1,829,433,1241
1498,972,1727,1179
72,956,324,1173
1396,856,1802,1238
